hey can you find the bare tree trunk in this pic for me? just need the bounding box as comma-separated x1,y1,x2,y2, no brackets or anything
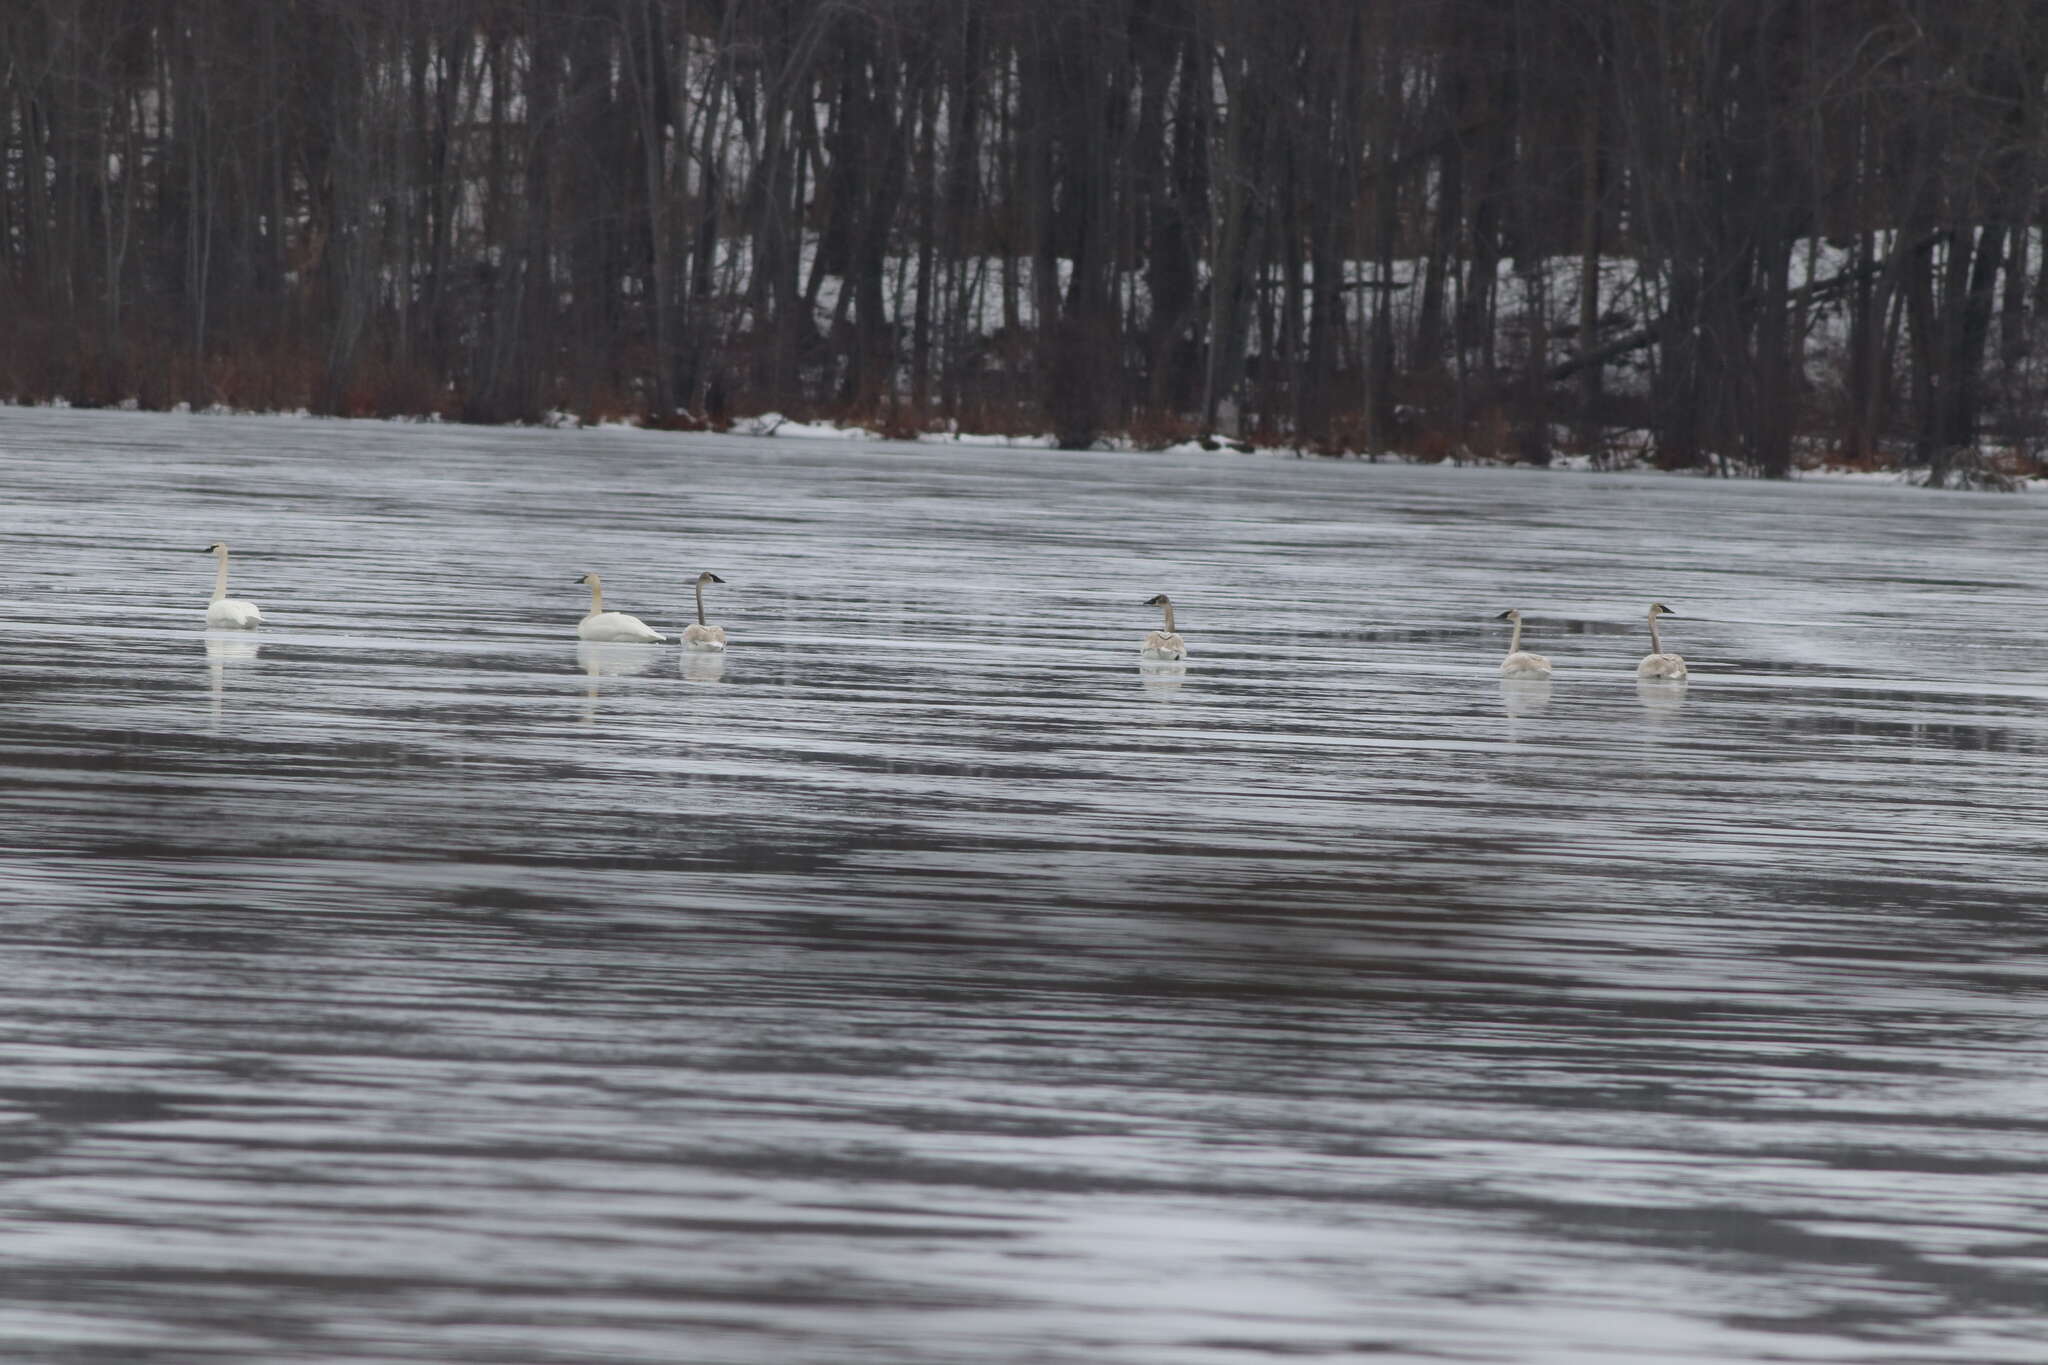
1574,52,1603,440
624,0,677,416
1201,19,1260,435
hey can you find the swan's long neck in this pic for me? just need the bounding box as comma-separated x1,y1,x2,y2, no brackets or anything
587,577,604,614
211,549,230,602
1649,615,1663,656
695,580,707,626
1161,600,1175,634
1508,616,1523,654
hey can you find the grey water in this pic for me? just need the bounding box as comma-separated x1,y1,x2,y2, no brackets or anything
1,407,2044,1364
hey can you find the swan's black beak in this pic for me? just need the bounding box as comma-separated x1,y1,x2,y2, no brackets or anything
1494,610,1516,621
707,573,726,584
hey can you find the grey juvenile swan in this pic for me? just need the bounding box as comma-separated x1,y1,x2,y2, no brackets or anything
681,571,727,650
1636,602,1687,680
1495,608,1552,678
1141,594,1187,660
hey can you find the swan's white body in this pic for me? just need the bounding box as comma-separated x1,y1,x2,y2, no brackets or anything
1141,594,1188,660
203,542,263,629
682,572,727,651
580,611,664,643
207,598,263,630
1496,609,1552,678
1636,602,1687,680
576,573,666,643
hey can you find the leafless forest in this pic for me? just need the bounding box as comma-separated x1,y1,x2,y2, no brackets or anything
5,2,2048,478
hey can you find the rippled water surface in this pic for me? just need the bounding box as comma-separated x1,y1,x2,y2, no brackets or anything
2,408,2045,1364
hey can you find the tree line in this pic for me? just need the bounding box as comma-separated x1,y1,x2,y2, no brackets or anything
4,0,2046,481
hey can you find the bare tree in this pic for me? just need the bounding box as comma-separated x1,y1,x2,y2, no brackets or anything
0,0,2043,480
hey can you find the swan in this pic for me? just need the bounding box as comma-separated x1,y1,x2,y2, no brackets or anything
202,542,263,629
576,573,667,642
1141,594,1188,660
1636,602,1688,680
1495,608,1552,678
681,571,727,650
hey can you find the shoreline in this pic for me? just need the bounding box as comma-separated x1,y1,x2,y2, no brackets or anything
5,395,2038,492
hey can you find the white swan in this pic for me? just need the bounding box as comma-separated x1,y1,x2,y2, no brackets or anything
576,573,667,642
1495,608,1552,678
203,542,263,629
1636,602,1688,680
1141,594,1188,660
681,571,727,650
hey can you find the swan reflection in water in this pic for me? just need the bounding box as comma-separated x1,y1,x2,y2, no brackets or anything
203,634,262,730
1499,677,1551,716
1138,659,1187,697
1637,677,1688,713
577,641,664,679
683,650,728,683
577,640,664,723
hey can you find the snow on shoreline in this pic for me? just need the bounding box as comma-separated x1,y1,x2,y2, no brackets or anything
6,396,2039,491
